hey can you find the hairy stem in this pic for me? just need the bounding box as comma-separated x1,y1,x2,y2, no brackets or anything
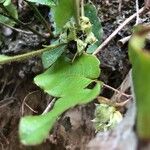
0,43,66,65
0,21,33,34
74,0,80,26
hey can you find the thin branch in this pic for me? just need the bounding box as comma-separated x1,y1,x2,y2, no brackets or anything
0,21,33,34
117,35,131,47
0,97,17,108
0,43,66,65
24,102,38,114
102,83,132,99
118,0,122,12
0,4,49,38
21,91,39,116
97,96,130,107
92,6,145,55
0,12,47,38
42,98,56,115
135,0,140,24
114,99,131,107
26,1,52,36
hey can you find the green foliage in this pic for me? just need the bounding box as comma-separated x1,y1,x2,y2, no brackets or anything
129,26,150,139
27,0,75,33
93,104,122,132
0,0,11,6
51,0,75,33
42,13,99,68
60,16,97,54
26,0,57,6
42,40,66,69
28,1,102,69
84,2,103,53
0,2,18,26
19,54,101,145
0,0,104,146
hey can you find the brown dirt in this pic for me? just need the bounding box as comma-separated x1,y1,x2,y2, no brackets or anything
0,0,150,150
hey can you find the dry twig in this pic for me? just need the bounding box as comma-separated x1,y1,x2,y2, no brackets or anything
21,91,39,116
135,0,140,24
93,7,146,55
117,35,131,47
42,98,56,115
103,83,132,99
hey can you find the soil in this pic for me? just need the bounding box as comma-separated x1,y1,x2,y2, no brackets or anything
0,0,150,150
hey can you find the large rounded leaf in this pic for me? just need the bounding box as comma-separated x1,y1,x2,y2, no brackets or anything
19,54,101,145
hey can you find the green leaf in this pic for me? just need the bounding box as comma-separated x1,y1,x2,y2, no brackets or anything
19,114,56,145
51,0,75,33
42,40,66,69
1,0,11,6
84,3,103,53
129,25,150,140
19,54,101,145
26,0,57,6
0,3,18,26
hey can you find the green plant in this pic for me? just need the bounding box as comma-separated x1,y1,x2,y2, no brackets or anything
0,0,18,26
0,0,122,146
19,0,103,145
20,53,101,145
129,25,150,140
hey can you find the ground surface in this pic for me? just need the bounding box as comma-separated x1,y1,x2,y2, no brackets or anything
0,0,149,150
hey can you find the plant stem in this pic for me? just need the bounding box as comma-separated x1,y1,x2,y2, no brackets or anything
25,1,52,37
0,21,33,34
81,0,84,17
103,83,132,98
0,43,66,65
0,4,49,38
74,0,80,26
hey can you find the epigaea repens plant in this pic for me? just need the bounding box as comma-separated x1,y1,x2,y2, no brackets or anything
0,0,122,145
